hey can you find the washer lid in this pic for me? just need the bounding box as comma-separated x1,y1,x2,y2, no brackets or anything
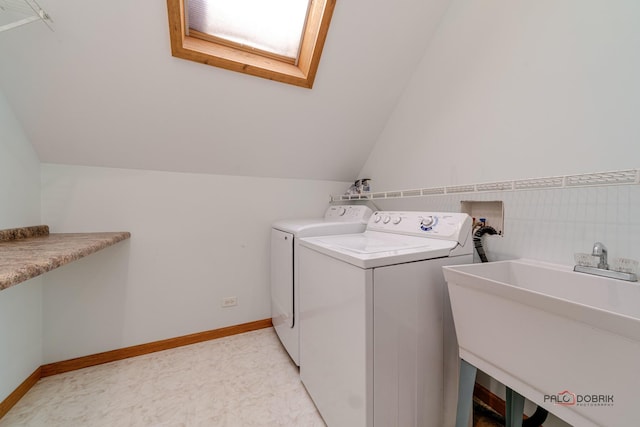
300,231,458,269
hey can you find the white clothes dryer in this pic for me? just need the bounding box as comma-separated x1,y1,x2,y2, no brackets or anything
298,211,472,427
271,204,372,366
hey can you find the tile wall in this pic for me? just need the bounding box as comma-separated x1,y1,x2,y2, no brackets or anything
370,183,640,269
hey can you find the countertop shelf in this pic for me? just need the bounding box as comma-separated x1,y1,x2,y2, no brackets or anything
0,225,131,291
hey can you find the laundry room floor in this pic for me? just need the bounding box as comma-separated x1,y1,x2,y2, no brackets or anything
0,328,324,426
1,327,507,427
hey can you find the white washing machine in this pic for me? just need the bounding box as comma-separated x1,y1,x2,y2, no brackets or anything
298,211,473,427
271,204,373,366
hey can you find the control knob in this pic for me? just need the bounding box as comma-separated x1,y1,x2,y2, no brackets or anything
392,216,402,224
420,216,435,227
337,207,346,216
383,215,391,224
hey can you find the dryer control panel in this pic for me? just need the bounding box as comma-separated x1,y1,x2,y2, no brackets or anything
325,205,373,222
368,211,471,243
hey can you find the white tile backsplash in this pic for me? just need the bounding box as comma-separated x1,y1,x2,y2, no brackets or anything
371,184,640,267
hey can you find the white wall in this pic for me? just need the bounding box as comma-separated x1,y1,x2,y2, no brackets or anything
358,2,640,426
360,0,640,191
41,164,350,363
0,91,42,402
0,91,40,229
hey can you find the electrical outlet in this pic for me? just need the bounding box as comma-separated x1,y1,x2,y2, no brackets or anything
221,296,238,307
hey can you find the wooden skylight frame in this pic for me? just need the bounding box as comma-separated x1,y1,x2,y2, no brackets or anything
166,0,336,89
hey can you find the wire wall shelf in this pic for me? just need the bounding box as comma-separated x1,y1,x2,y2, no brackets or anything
0,0,52,33
331,169,640,203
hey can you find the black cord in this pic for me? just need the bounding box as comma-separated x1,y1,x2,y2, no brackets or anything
473,226,497,263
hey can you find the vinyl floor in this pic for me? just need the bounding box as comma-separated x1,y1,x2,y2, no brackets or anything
1,327,505,426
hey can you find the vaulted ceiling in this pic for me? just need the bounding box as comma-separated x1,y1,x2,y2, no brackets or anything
0,0,451,181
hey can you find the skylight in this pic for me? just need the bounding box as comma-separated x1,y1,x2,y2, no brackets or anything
167,0,336,88
187,0,310,62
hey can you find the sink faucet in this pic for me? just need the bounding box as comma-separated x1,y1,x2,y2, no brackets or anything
575,242,636,282
592,242,608,270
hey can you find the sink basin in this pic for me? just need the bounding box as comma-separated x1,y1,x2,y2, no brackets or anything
443,259,640,427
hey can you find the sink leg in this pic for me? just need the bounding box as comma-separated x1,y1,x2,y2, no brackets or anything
505,387,525,427
456,359,477,427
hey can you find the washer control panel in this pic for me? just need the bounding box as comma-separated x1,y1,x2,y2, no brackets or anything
325,205,373,222
368,211,471,241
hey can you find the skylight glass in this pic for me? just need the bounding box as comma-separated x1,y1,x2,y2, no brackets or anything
187,0,311,60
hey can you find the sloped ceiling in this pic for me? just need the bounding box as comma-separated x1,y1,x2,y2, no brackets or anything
0,0,451,181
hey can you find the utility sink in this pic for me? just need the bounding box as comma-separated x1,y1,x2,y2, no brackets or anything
443,259,640,427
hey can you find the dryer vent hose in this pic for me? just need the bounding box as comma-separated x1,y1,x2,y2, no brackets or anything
473,226,497,263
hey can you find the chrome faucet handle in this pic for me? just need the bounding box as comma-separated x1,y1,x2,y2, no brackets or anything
592,242,609,270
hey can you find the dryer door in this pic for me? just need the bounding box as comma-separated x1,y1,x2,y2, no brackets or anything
271,229,294,329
